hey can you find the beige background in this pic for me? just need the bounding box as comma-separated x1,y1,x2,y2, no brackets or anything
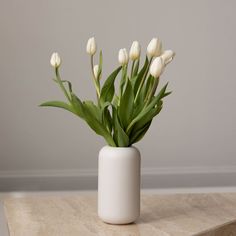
0,0,236,189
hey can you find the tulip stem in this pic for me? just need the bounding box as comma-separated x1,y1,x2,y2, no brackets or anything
90,55,101,101
119,65,127,100
55,67,71,102
134,57,153,104
130,61,135,79
145,77,160,106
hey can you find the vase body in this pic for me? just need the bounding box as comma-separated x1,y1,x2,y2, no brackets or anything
98,145,141,224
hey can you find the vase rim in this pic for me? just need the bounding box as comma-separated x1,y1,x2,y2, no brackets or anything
103,145,138,150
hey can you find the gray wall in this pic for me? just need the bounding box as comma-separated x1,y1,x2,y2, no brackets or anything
0,0,236,190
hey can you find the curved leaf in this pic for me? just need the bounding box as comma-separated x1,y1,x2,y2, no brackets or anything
100,66,122,104
133,56,149,94
112,106,129,147
126,83,169,133
40,101,76,115
71,94,84,118
83,100,102,122
82,104,116,147
118,79,134,129
130,121,152,144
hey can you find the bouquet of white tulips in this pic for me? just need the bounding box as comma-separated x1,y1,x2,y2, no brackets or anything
41,37,175,147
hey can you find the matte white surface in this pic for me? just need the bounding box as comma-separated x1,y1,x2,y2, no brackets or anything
0,0,236,188
98,146,140,224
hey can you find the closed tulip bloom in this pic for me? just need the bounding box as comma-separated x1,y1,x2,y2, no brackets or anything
86,37,97,55
149,57,164,78
161,50,175,65
118,48,129,65
93,64,99,79
147,38,162,57
50,52,61,68
129,41,141,60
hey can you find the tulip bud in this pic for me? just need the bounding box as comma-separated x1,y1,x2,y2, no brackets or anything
118,48,129,65
147,38,162,57
50,52,61,68
149,57,164,78
161,50,175,65
129,41,141,60
86,37,97,55
93,64,99,79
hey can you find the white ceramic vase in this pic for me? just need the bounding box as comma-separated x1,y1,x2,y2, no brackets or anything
98,145,141,224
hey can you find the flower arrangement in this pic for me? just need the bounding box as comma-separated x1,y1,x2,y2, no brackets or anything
40,37,175,147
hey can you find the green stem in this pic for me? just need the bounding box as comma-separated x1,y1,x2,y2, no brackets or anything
90,55,101,99
55,68,71,102
134,57,153,104
130,60,135,79
118,65,128,102
145,77,160,106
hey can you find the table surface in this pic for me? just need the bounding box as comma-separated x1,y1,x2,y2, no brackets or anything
2,192,236,236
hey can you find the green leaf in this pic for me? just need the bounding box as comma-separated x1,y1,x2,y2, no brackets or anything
83,100,102,122
118,79,134,129
126,83,169,133
39,101,76,114
71,93,84,118
112,94,119,108
82,103,116,147
112,106,129,147
130,121,152,144
144,75,155,98
162,91,172,98
100,66,122,104
133,56,149,95
130,103,162,135
129,102,163,144
53,79,73,94
146,83,169,109
133,59,140,78
102,103,113,133
119,67,127,97
133,76,153,118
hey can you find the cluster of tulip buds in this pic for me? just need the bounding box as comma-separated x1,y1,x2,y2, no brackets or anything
50,37,175,76
117,38,175,78
50,36,175,101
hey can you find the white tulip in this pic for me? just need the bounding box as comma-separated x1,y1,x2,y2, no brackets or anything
161,50,175,65
118,48,129,65
129,41,141,60
147,38,162,57
149,57,164,78
86,37,97,55
50,52,61,68
93,64,99,79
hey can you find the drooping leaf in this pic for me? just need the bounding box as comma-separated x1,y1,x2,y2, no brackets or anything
83,100,102,122
118,79,134,129
40,101,76,115
71,93,84,118
82,103,116,147
112,106,129,147
100,66,122,104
